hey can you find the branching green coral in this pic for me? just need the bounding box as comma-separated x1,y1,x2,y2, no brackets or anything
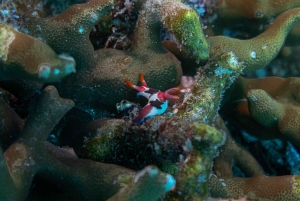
0,86,178,201
176,122,224,200
215,0,300,21
163,6,300,75
209,8,300,73
212,117,264,180
161,0,209,61
1,0,300,200
0,147,17,201
21,0,186,116
209,117,300,201
209,174,300,200
176,51,244,123
0,95,24,150
107,165,176,201
222,76,300,148
23,0,114,69
0,24,76,82
82,116,225,200
247,89,300,147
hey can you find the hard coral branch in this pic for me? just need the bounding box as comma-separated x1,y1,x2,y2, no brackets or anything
165,6,300,75
23,0,186,117
215,0,300,21
213,117,264,179
6,0,210,118
222,76,300,149
0,147,17,201
82,116,224,200
0,94,24,150
2,0,300,200
160,0,209,61
24,0,114,69
0,24,76,82
107,165,176,201
1,86,176,201
209,8,300,73
210,117,300,201
209,174,300,200
175,51,244,123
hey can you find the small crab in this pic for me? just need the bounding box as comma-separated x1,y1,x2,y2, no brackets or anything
125,73,181,123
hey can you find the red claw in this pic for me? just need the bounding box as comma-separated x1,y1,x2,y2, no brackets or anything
165,87,181,101
125,78,135,89
139,73,148,87
125,76,147,92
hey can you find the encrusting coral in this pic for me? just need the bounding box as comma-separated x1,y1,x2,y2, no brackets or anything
81,116,224,200
1,0,300,200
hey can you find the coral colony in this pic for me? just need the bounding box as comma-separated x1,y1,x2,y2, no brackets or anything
1,0,300,200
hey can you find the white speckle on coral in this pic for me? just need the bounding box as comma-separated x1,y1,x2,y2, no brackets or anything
228,54,238,68
250,51,257,59
153,142,161,155
31,11,38,17
179,154,184,162
78,27,84,33
182,139,193,152
90,13,99,22
251,95,258,101
194,136,202,142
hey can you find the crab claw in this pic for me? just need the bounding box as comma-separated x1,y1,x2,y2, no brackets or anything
165,87,181,101
125,77,135,89
125,77,147,92
139,73,148,87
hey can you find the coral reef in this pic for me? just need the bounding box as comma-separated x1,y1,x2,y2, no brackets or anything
81,116,224,200
0,86,176,201
20,0,186,117
1,0,300,200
